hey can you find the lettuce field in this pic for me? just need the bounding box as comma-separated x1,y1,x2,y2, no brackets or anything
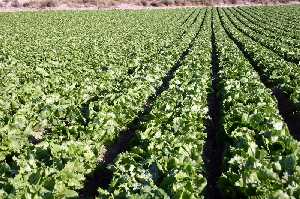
0,6,300,199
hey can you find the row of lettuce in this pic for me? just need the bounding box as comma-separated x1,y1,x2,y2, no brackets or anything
0,9,205,198
221,7,300,107
233,7,299,46
225,7,299,65
252,5,300,30
239,6,299,40
1,6,300,198
98,7,300,198
98,9,212,199
216,8,300,198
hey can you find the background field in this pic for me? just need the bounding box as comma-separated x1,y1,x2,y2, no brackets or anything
0,0,299,10
0,5,300,199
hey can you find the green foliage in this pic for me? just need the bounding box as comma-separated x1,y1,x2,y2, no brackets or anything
101,10,211,198
0,5,300,199
0,8,198,198
214,7,300,198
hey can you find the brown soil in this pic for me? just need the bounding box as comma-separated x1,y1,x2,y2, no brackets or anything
0,4,200,12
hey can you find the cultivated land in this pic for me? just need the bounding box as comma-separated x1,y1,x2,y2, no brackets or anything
0,5,300,198
0,0,299,11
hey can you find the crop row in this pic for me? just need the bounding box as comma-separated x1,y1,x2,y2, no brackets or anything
95,7,300,198
232,7,300,48
215,8,300,198
256,6,300,26
98,10,211,198
0,6,300,199
222,8,299,64
218,8,300,108
0,9,203,198
240,7,299,40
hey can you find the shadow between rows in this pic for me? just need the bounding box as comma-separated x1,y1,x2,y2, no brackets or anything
203,11,225,199
180,9,197,26
78,9,207,198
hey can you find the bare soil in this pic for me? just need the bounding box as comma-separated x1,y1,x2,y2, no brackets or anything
0,4,200,12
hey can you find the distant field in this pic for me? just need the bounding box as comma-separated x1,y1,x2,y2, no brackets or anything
0,5,300,199
0,0,299,10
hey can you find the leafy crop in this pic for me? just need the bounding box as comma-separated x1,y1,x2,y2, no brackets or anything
215,9,300,198
0,5,300,199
